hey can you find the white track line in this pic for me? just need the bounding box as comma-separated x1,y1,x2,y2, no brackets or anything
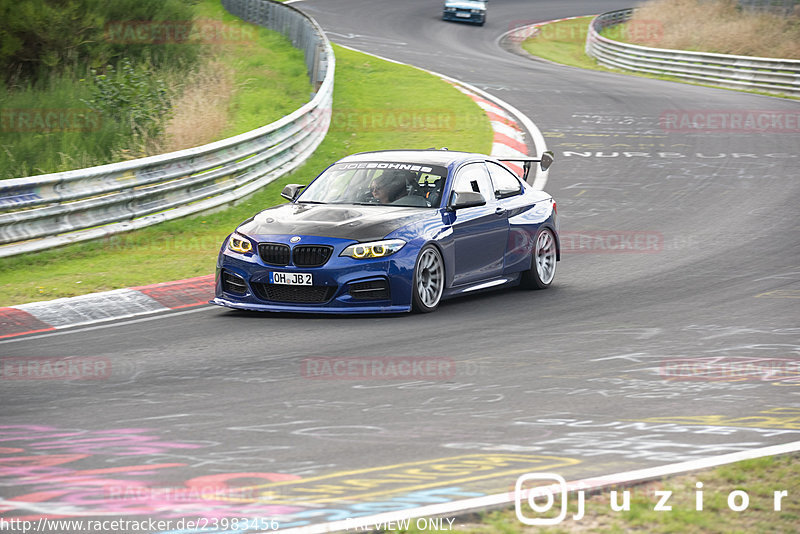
268,440,800,533
0,305,215,344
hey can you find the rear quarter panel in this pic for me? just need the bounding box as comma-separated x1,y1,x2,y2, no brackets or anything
504,189,558,274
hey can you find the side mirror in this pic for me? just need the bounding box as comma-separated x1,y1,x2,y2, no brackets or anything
539,151,554,172
448,191,486,210
281,184,305,201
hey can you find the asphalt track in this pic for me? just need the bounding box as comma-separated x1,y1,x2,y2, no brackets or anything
2,0,799,531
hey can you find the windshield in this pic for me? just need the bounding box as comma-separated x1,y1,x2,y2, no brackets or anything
446,0,486,6
298,161,448,208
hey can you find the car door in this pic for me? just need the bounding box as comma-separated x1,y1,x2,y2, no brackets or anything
449,162,508,286
486,161,530,274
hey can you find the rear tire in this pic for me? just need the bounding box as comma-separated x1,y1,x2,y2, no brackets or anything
412,245,444,313
521,228,557,289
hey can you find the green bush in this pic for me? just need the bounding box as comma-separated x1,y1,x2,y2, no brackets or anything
0,0,197,85
0,74,129,179
0,0,200,177
83,58,171,141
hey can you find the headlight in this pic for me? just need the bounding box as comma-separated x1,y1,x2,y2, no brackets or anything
227,232,253,254
340,239,405,259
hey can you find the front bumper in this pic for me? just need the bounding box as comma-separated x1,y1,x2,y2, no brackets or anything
211,296,409,314
212,234,418,314
443,10,485,23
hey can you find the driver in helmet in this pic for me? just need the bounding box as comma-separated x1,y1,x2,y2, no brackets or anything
370,169,411,204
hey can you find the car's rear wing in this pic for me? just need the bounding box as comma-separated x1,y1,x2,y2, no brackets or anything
497,151,554,182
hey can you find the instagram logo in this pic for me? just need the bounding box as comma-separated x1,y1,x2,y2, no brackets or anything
514,473,569,525
514,472,790,525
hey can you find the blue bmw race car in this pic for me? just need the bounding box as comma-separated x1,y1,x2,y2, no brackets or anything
212,149,558,314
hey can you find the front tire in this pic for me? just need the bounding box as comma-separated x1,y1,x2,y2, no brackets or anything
412,245,444,313
521,227,557,289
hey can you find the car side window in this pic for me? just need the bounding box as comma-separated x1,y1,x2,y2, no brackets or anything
452,163,493,200
487,162,523,199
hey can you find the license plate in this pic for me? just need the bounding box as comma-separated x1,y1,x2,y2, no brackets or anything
456,12,471,17
270,272,312,285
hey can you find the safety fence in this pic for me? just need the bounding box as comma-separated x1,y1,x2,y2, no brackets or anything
0,0,334,258
737,0,799,15
585,8,800,97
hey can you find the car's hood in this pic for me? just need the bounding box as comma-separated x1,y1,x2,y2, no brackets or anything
237,203,433,242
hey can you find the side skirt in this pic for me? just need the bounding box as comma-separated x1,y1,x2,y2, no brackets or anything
443,273,521,300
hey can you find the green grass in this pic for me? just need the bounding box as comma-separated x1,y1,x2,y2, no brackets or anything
520,17,599,70
521,16,687,78
0,44,492,306
397,453,800,533
192,0,311,137
0,0,310,180
520,17,798,100
0,76,123,178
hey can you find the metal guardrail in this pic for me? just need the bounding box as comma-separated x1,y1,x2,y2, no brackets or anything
0,0,334,258
586,8,800,97
738,0,799,15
